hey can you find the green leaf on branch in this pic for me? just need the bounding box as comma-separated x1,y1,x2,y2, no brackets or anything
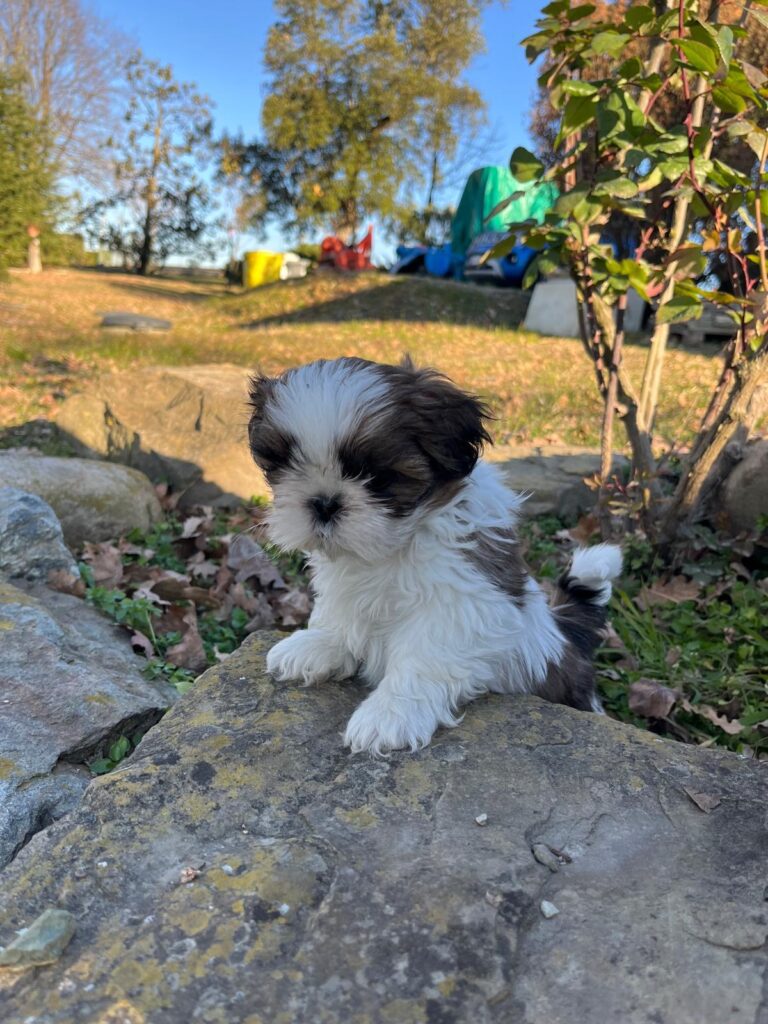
674,36,719,75
555,185,606,223
638,166,663,191
561,80,598,97
566,4,596,21
591,31,629,56
625,5,654,30
679,20,726,70
595,91,645,144
522,256,542,290
478,234,519,265
483,191,525,223
618,57,644,79
509,146,544,182
714,25,734,69
712,85,749,114
555,94,598,146
654,129,689,155
593,174,639,199
667,246,708,277
656,294,704,324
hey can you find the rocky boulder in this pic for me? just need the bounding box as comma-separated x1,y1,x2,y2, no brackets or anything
718,437,768,534
0,451,162,547
0,580,177,870
0,633,764,1022
56,365,266,508
489,443,628,519
0,488,78,580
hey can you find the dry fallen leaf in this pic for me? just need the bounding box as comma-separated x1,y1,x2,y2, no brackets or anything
188,556,219,581
151,575,220,609
680,698,744,735
227,533,286,590
47,568,85,597
271,587,311,627
245,593,278,633
637,576,700,609
81,542,124,589
166,605,208,675
683,787,722,813
569,513,600,545
665,646,682,667
628,679,679,719
229,582,262,616
180,515,207,539
130,630,155,658
178,865,202,884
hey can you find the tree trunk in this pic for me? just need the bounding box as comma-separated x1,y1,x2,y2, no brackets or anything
137,197,154,275
138,104,164,276
659,345,768,543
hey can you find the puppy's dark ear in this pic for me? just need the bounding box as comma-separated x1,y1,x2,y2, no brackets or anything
247,374,291,474
401,364,492,480
248,374,274,420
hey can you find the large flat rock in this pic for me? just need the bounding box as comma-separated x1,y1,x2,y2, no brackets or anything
0,580,177,870
0,632,764,1022
55,365,266,508
0,451,162,547
488,443,628,518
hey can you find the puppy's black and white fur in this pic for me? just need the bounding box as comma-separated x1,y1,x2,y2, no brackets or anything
248,356,622,753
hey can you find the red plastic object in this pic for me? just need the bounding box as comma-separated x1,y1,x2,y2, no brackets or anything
319,225,374,271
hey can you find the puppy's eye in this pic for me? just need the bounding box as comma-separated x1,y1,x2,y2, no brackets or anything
367,468,398,494
339,449,373,480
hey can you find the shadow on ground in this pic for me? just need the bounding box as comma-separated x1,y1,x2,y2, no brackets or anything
239,278,531,330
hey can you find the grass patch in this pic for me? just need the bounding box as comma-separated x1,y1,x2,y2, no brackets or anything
1,267,720,448
522,517,768,757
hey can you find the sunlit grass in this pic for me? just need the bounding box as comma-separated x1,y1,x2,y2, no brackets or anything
0,267,719,447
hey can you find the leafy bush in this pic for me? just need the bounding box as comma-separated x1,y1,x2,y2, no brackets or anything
501,1,768,542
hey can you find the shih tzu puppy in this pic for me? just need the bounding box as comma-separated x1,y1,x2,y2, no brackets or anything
248,356,622,754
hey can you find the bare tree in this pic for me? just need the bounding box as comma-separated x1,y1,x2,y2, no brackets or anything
0,0,128,184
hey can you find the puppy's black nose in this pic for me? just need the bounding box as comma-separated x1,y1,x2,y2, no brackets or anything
309,494,342,524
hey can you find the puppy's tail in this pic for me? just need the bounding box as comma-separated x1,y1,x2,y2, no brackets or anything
561,544,623,608
551,544,622,668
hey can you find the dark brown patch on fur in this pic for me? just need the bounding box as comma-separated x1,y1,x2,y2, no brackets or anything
338,356,492,517
465,528,528,606
537,643,599,712
377,357,492,481
537,570,611,712
247,374,296,483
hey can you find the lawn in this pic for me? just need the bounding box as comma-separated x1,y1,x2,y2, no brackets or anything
0,267,720,450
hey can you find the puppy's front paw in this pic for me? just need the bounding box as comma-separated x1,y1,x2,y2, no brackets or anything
343,687,442,754
266,629,357,685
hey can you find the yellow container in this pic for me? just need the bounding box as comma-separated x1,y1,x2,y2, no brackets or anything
243,250,284,288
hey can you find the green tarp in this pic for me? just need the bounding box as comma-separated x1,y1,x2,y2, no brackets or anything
451,165,558,255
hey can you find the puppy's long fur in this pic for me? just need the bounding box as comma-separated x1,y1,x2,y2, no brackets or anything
248,356,622,753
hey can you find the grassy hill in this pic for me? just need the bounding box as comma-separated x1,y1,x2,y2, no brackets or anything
0,267,719,448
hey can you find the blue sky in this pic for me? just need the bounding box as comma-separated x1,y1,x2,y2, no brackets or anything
92,0,543,261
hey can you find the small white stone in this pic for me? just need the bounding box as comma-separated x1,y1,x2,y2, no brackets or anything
96,860,108,868
221,864,235,876
540,900,560,919
278,903,291,915
474,813,488,826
